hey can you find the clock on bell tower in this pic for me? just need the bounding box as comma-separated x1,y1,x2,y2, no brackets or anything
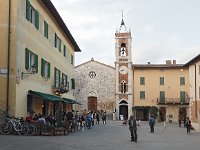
114,13,133,120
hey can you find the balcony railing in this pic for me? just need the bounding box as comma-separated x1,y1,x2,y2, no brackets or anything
52,78,69,94
157,97,191,105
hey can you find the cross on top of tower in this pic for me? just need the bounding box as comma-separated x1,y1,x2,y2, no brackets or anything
119,10,127,32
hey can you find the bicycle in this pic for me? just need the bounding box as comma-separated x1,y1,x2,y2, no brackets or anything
0,116,28,135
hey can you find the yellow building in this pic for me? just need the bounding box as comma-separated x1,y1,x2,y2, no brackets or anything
185,54,200,130
0,0,81,118
133,60,189,122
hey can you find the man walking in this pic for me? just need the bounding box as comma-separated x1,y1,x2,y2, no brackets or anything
128,115,137,142
149,115,155,133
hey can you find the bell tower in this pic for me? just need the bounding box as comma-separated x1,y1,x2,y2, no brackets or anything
115,13,133,120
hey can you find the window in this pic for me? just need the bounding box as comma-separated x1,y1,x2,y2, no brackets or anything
140,91,145,99
44,20,48,39
180,77,185,85
140,77,145,85
25,48,38,72
54,68,60,88
121,80,126,93
71,54,74,65
63,45,66,57
26,0,39,30
62,73,68,90
41,58,50,78
71,78,75,89
160,91,165,103
180,91,186,103
160,77,164,85
55,33,61,52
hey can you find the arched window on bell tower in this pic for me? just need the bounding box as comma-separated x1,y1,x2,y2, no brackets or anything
120,43,126,57
121,80,126,93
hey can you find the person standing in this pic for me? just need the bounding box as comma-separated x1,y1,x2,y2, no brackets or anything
185,117,191,134
149,115,155,133
178,117,182,127
128,115,137,142
102,112,107,124
96,113,100,124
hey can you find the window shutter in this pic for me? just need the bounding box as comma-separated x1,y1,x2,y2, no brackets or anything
64,45,66,57
41,58,44,77
71,78,75,89
25,48,29,70
54,68,56,87
26,0,30,21
35,54,38,73
35,10,39,30
59,39,61,52
48,63,50,78
54,33,57,48
44,21,48,38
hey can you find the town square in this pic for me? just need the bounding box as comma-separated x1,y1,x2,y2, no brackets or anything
0,0,200,150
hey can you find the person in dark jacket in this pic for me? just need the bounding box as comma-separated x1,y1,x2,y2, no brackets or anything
128,115,137,142
185,117,191,134
149,115,155,133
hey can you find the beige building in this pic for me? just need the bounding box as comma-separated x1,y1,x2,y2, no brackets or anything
0,0,81,118
185,54,200,130
74,58,115,117
133,61,189,122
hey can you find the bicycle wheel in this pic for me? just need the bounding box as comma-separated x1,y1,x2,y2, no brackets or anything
17,123,28,135
0,122,12,135
27,124,36,136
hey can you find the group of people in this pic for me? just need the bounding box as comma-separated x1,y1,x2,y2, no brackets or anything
128,115,192,142
179,117,192,134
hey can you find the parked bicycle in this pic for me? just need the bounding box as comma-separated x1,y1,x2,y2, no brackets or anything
0,116,28,135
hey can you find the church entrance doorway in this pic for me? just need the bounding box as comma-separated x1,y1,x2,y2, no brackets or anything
119,100,128,120
88,96,97,112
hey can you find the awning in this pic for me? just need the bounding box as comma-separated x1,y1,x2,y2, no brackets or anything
62,98,82,105
28,90,62,101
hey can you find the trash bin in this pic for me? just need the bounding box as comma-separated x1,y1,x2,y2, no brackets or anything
120,115,124,121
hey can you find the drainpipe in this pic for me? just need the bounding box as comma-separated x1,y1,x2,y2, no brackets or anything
6,0,11,113
194,65,197,118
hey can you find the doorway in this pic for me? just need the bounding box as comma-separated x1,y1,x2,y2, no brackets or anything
88,96,97,112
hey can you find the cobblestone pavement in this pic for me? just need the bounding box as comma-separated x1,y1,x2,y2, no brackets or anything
0,120,200,150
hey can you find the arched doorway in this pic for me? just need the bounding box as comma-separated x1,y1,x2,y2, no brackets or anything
119,100,128,120
179,107,186,120
88,96,97,112
159,107,166,121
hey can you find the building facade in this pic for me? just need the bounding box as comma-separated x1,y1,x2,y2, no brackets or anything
133,62,189,122
74,58,115,117
185,54,200,130
0,0,81,118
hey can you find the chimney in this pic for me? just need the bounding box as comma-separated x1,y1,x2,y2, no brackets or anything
166,60,171,65
173,60,176,64
147,62,150,65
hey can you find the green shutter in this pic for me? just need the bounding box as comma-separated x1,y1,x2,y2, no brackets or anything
54,33,57,48
44,21,48,38
160,91,165,103
35,54,38,73
48,63,50,78
180,91,185,102
41,58,44,77
59,39,61,52
54,68,56,86
71,78,75,89
64,45,66,57
35,10,39,30
26,0,30,21
58,70,61,87
25,48,29,70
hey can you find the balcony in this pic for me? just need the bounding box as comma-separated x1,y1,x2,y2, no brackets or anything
157,97,190,105
52,79,69,95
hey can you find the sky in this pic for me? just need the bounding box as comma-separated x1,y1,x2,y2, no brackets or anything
51,0,200,67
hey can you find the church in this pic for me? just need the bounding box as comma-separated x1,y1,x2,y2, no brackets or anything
75,19,190,122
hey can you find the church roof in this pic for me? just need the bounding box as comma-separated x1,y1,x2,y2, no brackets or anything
75,58,115,69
